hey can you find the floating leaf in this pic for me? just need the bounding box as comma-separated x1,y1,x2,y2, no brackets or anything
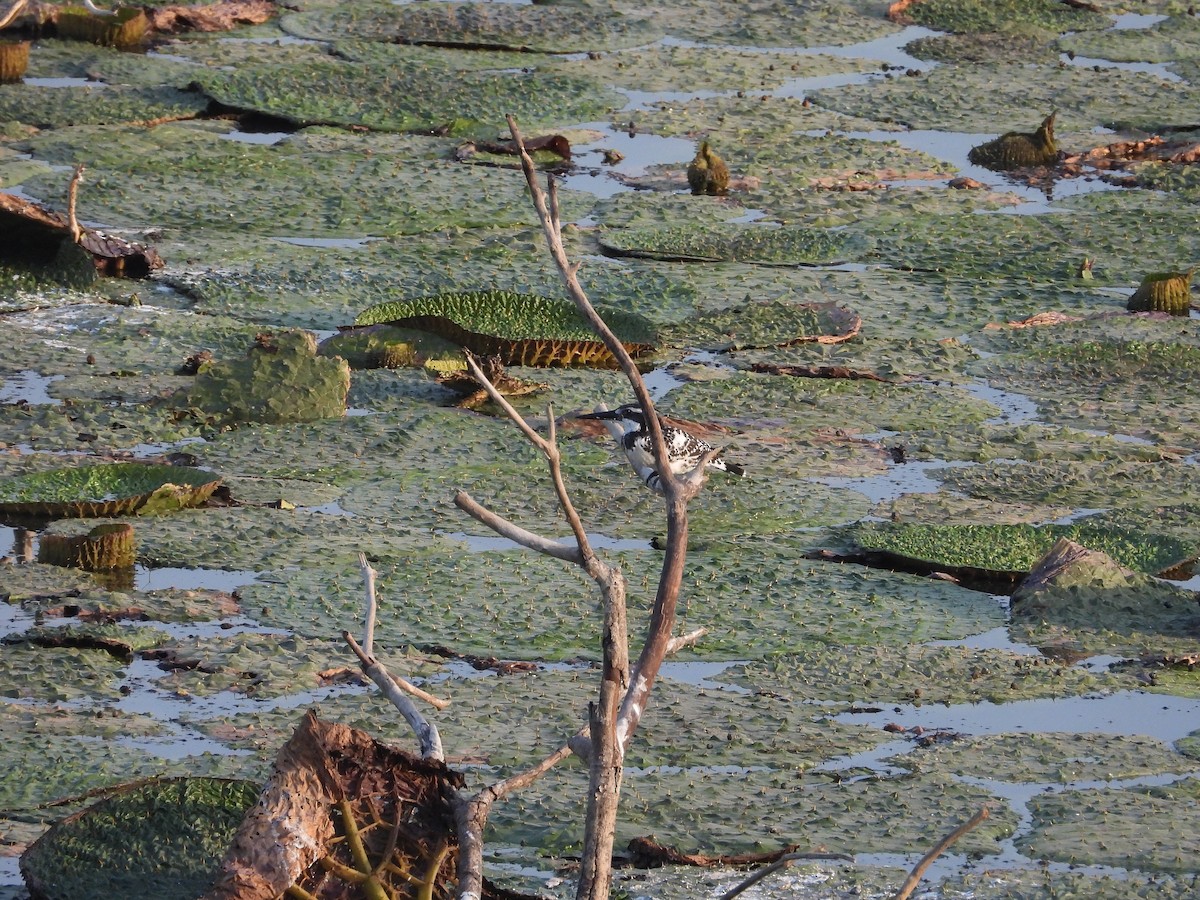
1127,269,1194,315
844,521,1195,581
20,777,260,900
0,40,30,83
599,223,866,265
354,290,656,368
0,463,222,519
663,299,861,351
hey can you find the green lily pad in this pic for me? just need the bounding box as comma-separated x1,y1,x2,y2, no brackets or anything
20,777,260,900
598,223,869,265
662,299,861,350
844,522,1195,580
1017,778,1200,874
193,39,621,137
901,0,1108,35
0,463,221,519
281,2,657,54
354,290,657,367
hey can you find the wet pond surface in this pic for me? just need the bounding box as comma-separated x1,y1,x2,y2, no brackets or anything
2,1,1200,898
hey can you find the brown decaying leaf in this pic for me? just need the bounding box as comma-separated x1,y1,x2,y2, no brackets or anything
0,190,164,277
748,362,892,382
625,835,802,868
147,0,276,34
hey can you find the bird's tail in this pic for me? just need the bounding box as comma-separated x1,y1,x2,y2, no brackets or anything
713,459,746,477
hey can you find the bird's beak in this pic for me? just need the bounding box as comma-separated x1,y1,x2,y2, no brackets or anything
577,408,620,421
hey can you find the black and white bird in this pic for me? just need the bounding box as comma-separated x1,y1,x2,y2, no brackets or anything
579,403,746,493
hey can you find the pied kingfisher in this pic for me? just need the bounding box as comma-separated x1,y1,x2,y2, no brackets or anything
579,403,746,492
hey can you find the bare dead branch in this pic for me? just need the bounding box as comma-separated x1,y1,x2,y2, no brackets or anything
453,490,583,564
358,552,378,657
67,165,85,244
720,851,856,900
892,806,991,900
506,115,676,496
342,631,446,760
666,627,708,655
463,353,599,567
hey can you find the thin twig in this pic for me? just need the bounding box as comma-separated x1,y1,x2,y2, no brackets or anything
454,490,582,563
358,552,377,658
462,353,598,566
67,164,85,244
720,851,855,900
343,631,447,761
345,632,451,712
892,806,991,900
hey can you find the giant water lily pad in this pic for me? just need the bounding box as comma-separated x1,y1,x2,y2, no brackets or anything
844,521,1195,580
0,463,221,519
662,298,861,350
193,39,621,136
899,0,1108,35
599,223,869,265
1017,778,1200,874
20,777,261,900
354,290,657,367
281,1,657,53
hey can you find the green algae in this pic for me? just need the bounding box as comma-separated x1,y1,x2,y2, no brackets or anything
0,703,265,816
1058,13,1200,66
551,44,873,94
905,30,1060,65
889,732,1200,783
20,777,260,900
147,632,351,699
14,123,594,246
938,869,1200,900
1009,544,1200,659
898,423,1176,467
0,463,221,518
971,335,1200,445
943,458,1200,510
0,644,127,702
489,765,1014,857
1018,777,1200,873
845,521,1195,577
608,0,899,48
0,84,205,130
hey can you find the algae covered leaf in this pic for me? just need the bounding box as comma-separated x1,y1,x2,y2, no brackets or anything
599,222,865,265
20,777,260,900
664,299,861,351
354,290,657,368
0,463,222,519
845,521,1194,580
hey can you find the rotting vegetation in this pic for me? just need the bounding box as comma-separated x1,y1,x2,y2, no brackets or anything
1,0,1200,898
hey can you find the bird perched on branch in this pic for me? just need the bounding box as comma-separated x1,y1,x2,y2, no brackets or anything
579,403,745,493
